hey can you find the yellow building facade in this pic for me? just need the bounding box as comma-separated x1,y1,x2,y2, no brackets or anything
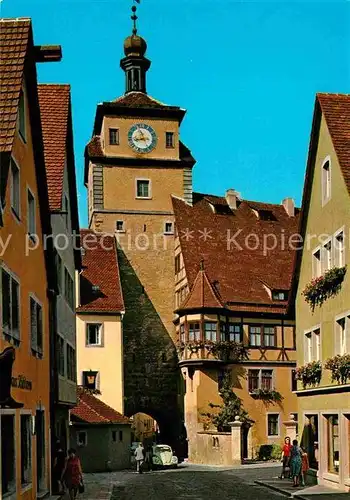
295,94,350,491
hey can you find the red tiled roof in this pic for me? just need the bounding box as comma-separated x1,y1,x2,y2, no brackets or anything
317,93,350,195
71,387,130,425
173,193,300,315
38,84,70,211
77,230,125,313
0,18,31,152
86,135,103,158
113,91,182,110
178,265,225,311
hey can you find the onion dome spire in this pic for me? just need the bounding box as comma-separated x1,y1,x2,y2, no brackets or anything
120,1,151,94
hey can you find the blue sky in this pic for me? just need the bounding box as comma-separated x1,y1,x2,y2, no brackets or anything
2,0,349,226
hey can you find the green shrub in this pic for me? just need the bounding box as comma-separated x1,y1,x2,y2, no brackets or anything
258,443,281,461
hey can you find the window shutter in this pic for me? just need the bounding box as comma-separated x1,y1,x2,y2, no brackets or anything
30,298,37,351
303,334,309,363
37,304,43,352
334,321,341,356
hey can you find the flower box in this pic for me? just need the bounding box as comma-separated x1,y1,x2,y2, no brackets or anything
302,266,346,311
295,360,322,389
250,388,283,402
325,354,350,384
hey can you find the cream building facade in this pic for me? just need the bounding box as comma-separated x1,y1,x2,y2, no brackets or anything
75,231,125,415
294,93,350,491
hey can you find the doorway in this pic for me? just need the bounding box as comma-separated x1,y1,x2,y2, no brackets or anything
36,410,46,493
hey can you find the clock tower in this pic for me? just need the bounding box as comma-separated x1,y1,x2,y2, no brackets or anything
85,5,195,452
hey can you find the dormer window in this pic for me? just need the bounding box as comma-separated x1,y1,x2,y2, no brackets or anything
258,209,276,221
272,291,288,301
109,128,119,145
322,157,331,204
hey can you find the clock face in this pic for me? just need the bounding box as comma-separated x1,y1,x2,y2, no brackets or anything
128,123,157,153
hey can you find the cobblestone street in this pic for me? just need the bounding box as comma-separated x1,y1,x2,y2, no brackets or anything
74,465,285,500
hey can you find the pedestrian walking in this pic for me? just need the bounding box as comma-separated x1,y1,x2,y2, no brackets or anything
135,443,145,474
300,447,309,486
53,440,66,494
280,436,292,479
290,439,303,487
61,448,83,499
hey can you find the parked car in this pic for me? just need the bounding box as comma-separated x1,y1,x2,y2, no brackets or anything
152,444,178,468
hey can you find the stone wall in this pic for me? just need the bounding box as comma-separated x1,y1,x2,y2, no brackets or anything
118,248,186,457
193,431,232,466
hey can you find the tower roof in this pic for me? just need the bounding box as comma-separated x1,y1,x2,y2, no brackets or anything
176,263,226,313
124,34,147,57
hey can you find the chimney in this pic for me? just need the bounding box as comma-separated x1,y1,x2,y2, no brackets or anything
282,197,295,217
225,189,239,210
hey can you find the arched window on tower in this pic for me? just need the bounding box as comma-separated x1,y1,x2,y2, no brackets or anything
132,68,140,90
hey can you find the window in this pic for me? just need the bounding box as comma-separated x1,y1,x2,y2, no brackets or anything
109,128,120,145
77,431,87,447
164,222,174,234
21,414,32,486
35,410,45,492
189,323,200,341
112,431,117,442
248,369,259,392
180,323,185,342
335,316,349,356
334,231,344,268
86,323,103,346
27,189,36,237
2,268,20,342
11,159,20,217
166,132,174,148
67,344,76,382
304,328,321,362
220,322,226,341
258,209,276,221
175,255,181,274
248,369,273,392
116,220,124,232
136,179,150,198
56,335,65,376
327,415,339,474
261,369,273,390
1,414,16,495
263,326,276,347
176,285,188,307
272,291,287,301
323,240,332,272
30,297,43,356
249,326,261,346
205,322,217,342
267,414,280,437
312,248,321,278
322,159,331,204
64,268,74,310
19,90,26,140
82,370,98,390
228,324,242,343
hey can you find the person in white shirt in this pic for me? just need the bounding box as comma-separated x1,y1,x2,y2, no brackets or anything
135,443,145,473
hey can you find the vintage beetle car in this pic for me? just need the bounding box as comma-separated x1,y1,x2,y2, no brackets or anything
152,444,178,468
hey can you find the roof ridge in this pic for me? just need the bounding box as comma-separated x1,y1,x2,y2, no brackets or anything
78,393,110,423
38,83,70,88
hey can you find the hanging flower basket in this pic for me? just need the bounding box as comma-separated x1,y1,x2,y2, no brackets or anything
295,361,322,389
250,388,283,403
325,354,350,384
302,266,346,311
